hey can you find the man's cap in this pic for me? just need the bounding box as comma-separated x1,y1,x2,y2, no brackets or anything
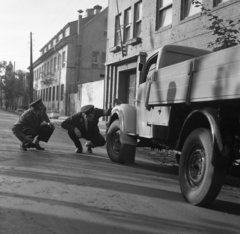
81,105,94,115
30,98,43,108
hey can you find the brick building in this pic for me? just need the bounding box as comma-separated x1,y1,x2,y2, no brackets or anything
104,0,240,110
32,5,107,116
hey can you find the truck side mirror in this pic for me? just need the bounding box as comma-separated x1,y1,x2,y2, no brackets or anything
138,63,143,71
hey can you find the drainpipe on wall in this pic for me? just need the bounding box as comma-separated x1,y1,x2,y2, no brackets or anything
77,10,83,84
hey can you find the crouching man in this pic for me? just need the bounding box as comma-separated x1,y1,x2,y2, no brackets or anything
61,105,111,154
12,98,55,151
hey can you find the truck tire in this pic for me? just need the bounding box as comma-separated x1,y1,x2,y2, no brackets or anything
107,119,136,164
179,128,225,206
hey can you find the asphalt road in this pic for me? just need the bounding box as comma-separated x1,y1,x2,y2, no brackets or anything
0,109,240,234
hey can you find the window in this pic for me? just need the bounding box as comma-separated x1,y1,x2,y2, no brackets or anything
156,0,173,30
58,54,61,70
124,8,132,43
54,57,57,72
47,61,49,73
53,86,55,101
61,84,64,101
62,51,65,67
50,59,53,73
115,14,122,46
65,27,70,37
101,52,106,63
214,0,230,6
56,85,59,101
44,64,47,76
134,1,142,37
182,0,202,20
46,88,48,101
49,87,51,101
92,51,99,64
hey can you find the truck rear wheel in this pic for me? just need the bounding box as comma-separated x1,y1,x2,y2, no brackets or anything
179,128,225,206
107,119,136,164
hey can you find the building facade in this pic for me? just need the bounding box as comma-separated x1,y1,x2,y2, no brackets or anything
104,0,240,110
32,5,107,116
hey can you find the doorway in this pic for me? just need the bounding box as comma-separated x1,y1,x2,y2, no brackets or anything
118,69,136,106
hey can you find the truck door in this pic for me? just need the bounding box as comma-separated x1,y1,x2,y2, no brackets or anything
136,54,158,137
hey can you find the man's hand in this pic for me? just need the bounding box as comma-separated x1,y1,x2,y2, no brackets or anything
49,122,55,130
74,128,81,138
24,136,34,143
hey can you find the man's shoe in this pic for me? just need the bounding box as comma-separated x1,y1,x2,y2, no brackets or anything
20,143,27,151
34,142,45,151
75,148,83,154
85,142,93,153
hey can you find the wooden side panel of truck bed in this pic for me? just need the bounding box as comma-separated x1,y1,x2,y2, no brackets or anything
148,60,192,104
191,46,240,102
148,45,240,105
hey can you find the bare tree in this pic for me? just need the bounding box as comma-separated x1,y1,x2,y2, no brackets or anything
40,72,57,110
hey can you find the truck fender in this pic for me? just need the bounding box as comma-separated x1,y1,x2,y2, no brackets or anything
109,104,137,146
178,108,225,169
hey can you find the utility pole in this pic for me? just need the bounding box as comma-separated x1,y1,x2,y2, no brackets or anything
29,32,33,103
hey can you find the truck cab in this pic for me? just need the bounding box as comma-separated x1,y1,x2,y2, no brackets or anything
136,45,211,140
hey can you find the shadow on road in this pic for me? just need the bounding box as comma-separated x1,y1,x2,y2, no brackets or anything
0,193,238,234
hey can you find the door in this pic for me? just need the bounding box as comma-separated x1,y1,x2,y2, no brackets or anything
118,69,136,106
136,54,158,137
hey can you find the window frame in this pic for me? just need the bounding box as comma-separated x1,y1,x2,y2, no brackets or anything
134,1,142,38
181,0,202,20
61,84,64,101
53,86,55,101
62,51,66,68
56,86,59,101
115,14,122,46
58,54,61,70
54,57,57,72
123,7,132,43
92,51,99,64
156,0,173,30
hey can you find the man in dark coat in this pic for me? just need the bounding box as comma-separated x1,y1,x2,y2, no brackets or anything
12,98,55,151
61,104,112,154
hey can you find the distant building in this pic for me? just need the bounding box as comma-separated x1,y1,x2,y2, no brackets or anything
104,0,240,110
32,5,108,116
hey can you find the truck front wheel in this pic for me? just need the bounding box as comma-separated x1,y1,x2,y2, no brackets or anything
179,128,225,206
107,119,136,164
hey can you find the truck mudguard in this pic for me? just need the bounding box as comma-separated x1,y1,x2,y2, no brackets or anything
110,104,137,146
178,107,224,168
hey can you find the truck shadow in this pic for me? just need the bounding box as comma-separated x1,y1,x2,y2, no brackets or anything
208,200,240,216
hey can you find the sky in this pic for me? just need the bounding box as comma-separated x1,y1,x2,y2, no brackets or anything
0,0,108,71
